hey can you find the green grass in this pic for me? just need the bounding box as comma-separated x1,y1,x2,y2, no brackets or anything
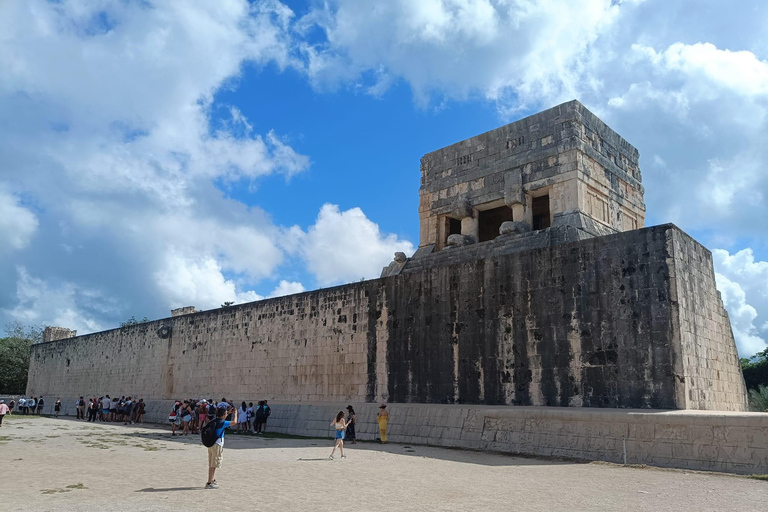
749,475,768,481
65,483,87,489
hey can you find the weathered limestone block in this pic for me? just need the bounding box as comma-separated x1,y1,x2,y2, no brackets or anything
499,221,531,236
445,234,476,248
450,196,473,220
504,169,525,207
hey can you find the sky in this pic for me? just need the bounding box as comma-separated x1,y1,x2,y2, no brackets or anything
0,0,766,356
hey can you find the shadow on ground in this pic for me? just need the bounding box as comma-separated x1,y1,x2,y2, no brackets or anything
37,416,584,468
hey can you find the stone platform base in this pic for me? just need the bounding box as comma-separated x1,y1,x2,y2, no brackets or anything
7,397,766,475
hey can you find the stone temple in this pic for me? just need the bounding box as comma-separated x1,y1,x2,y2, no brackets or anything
28,100,764,474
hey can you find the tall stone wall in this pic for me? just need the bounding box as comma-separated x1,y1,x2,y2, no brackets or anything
27,225,747,411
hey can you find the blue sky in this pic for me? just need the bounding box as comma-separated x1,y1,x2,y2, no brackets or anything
0,0,767,356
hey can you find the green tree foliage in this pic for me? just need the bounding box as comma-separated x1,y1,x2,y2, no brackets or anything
119,316,149,327
748,385,768,412
741,348,768,393
0,322,43,394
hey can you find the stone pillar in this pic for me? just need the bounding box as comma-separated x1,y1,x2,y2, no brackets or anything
461,211,479,242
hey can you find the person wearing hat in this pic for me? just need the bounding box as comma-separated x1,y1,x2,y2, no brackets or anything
0,400,9,426
345,405,356,444
377,404,389,443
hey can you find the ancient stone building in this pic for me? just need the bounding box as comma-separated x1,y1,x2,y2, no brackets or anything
418,100,644,252
28,100,747,413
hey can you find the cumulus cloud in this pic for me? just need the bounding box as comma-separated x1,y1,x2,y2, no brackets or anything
269,280,306,298
289,204,414,286
714,248,768,356
298,0,629,108
0,1,309,331
3,267,113,334
0,187,38,251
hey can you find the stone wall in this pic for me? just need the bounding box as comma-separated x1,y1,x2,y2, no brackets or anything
27,224,747,411
11,396,766,475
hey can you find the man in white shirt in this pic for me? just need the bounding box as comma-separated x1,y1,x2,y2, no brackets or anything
18,397,26,415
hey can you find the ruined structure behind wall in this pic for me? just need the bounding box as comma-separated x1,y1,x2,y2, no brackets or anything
27,101,748,412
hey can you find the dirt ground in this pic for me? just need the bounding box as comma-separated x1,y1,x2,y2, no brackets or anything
1,415,766,512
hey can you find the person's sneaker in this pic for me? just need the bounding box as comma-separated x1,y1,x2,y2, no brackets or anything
205,482,218,490
328,455,334,460
341,455,347,459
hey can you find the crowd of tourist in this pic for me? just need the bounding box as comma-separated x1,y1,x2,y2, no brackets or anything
167,399,272,436
5,396,46,415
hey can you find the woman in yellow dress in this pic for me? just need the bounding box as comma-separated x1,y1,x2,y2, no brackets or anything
377,404,389,443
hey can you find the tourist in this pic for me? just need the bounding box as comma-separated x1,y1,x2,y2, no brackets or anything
77,396,86,420
377,404,388,443
205,404,238,489
238,402,248,432
117,397,126,422
0,400,8,427
328,410,348,460
246,402,254,432
124,397,134,425
261,400,271,432
54,398,61,418
88,398,98,422
110,397,119,421
206,400,217,426
254,401,265,434
100,395,110,421
169,402,181,435
345,405,356,444
27,396,35,416
182,401,195,435
197,400,208,428
8,399,15,414
18,397,26,415
135,399,146,424
37,396,44,415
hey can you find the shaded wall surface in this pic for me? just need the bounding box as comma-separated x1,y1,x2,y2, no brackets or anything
28,225,747,411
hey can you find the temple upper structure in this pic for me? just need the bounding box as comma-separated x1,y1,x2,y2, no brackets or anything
417,100,645,252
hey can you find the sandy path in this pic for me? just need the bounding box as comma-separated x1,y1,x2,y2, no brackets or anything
0,415,766,512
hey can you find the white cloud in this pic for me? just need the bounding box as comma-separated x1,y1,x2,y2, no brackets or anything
290,204,414,286
0,187,38,250
714,248,768,356
269,280,305,298
3,267,113,334
299,0,628,108
0,1,309,331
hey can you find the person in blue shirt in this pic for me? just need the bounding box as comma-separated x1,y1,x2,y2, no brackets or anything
206,405,238,489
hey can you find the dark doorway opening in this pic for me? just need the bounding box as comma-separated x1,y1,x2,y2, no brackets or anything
449,217,462,237
532,195,551,230
478,206,514,242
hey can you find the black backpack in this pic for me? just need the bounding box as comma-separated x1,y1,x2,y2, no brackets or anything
79,399,85,407
201,418,223,448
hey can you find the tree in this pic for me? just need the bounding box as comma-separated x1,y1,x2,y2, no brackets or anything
741,348,768,392
748,385,768,412
120,316,149,327
0,322,43,394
